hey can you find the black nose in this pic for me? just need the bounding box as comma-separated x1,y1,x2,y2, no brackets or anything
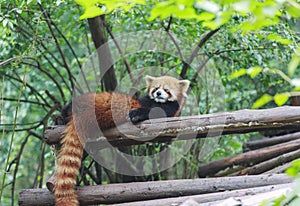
156,91,161,96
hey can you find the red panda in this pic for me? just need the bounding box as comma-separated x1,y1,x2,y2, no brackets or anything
54,75,190,206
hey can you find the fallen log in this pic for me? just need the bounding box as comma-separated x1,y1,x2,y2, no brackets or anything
243,131,300,151
44,106,300,149
237,149,300,175
198,138,300,177
110,184,292,206
18,174,291,206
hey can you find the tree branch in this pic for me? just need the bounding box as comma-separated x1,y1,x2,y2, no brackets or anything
38,3,74,90
44,106,300,149
87,15,117,91
181,28,220,79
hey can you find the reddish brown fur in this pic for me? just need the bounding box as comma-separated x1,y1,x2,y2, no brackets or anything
54,75,190,206
54,92,141,206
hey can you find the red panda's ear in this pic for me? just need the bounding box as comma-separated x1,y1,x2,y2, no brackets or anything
179,80,190,97
145,75,155,87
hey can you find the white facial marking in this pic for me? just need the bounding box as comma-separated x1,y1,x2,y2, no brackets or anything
168,89,177,101
153,88,169,103
149,87,155,99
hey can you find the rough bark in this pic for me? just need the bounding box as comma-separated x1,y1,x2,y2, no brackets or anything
87,16,117,91
19,174,291,206
44,106,300,149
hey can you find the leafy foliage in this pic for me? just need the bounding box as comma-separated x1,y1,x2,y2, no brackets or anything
0,0,299,205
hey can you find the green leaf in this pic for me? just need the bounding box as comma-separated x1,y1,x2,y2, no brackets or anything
288,46,300,77
173,7,198,19
76,0,98,9
231,1,250,13
274,93,290,106
79,6,105,20
251,94,273,109
267,33,293,45
229,68,247,80
286,159,300,177
194,1,220,14
287,4,300,17
196,12,215,21
202,20,218,29
149,2,173,21
247,66,262,78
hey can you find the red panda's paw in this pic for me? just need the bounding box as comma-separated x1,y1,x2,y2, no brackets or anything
129,108,149,123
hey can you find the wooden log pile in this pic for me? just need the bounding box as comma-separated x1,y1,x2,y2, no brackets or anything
198,131,300,177
19,106,300,205
18,174,292,206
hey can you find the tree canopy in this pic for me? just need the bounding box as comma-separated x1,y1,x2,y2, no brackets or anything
0,0,299,205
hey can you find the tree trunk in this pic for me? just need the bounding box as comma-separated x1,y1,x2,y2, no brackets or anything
88,16,117,91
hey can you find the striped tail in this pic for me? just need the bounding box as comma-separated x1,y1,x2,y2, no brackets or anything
54,119,83,206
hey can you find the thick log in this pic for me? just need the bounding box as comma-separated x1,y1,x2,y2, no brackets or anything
18,174,291,206
198,138,300,177
44,106,300,148
111,184,292,206
243,131,300,151
237,149,300,175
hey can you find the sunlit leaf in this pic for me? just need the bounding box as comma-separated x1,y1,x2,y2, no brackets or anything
262,6,279,17
196,12,215,21
231,1,250,13
247,66,262,78
76,0,98,9
274,93,289,106
194,1,220,14
79,6,104,20
286,159,300,177
229,68,247,80
251,94,273,109
287,4,300,17
149,2,173,21
288,46,300,77
202,20,218,29
267,33,293,45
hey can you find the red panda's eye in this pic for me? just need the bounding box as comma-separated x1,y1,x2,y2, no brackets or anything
164,89,172,96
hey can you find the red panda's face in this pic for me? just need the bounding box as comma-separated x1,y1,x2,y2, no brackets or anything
145,75,190,103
